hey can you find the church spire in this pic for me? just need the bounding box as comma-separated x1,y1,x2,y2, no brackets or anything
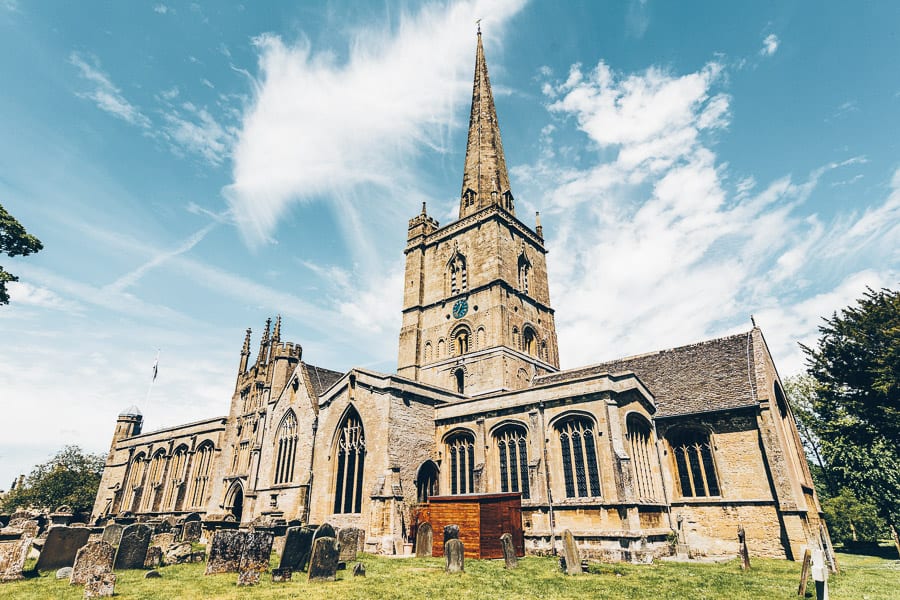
459,29,514,219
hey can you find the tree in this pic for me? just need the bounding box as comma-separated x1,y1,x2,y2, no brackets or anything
802,287,900,545
0,446,105,514
0,202,43,305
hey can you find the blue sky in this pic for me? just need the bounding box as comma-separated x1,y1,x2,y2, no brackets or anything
1,0,898,489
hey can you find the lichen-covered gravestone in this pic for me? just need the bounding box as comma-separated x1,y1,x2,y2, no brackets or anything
70,541,114,585
84,572,116,598
307,537,339,582
114,523,151,570
236,530,274,586
164,542,192,565
561,529,582,575
271,567,292,582
150,532,175,549
205,530,245,575
279,526,314,572
415,523,433,558
338,527,361,562
500,533,517,569
100,524,123,547
181,521,201,543
444,538,464,573
35,526,91,571
144,545,163,568
0,538,32,582
313,523,336,542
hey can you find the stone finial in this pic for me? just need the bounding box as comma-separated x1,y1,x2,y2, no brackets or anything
272,315,282,342
535,211,543,238
241,328,252,356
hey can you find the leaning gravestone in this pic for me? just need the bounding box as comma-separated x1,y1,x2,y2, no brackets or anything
500,533,517,569
101,524,123,547
415,523,433,558
114,523,151,570
561,529,582,575
84,572,116,598
313,523,336,542
443,524,460,544
444,538,464,573
0,538,32,582
181,521,201,543
205,530,245,575
308,536,339,582
144,545,163,568
338,527,361,562
236,530,274,586
35,525,91,571
70,541,114,585
279,526,314,572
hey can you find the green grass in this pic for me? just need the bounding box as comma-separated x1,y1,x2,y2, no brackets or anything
6,550,898,599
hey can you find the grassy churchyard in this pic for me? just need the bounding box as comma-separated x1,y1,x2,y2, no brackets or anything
7,548,900,600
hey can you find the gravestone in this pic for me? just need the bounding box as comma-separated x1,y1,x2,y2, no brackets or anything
272,567,292,582
70,541,114,585
164,542,192,565
101,524,123,547
35,525,91,571
153,519,173,535
237,530,274,585
313,523,335,542
56,566,73,579
114,523,151,569
181,521,201,543
279,526,314,572
144,545,162,568
444,538,464,573
443,524,459,545
308,536,339,582
84,572,116,598
205,530,245,575
500,533,517,569
352,561,365,577
338,527,361,562
150,532,175,549
798,548,812,598
14,520,39,538
0,538,32,582
144,570,161,579
561,530,582,575
738,525,750,570
415,523,433,558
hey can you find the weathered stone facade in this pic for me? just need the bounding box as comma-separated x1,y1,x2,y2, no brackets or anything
91,32,823,562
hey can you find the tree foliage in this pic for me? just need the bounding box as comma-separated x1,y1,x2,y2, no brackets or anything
801,287,900,531
0,202,43,305
0,446,104,514
822,488,887,545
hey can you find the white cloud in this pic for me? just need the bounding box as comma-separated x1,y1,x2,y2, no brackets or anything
224,0,527,248
153,4,169,15
626,0,649,39
761,33,779,57
69,52,151,128
6,281,82,313
161,102,236,166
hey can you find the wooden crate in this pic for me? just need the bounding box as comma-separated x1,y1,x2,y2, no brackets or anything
416,493,524,559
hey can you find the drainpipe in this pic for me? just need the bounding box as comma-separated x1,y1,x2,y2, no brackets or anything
302,415,319,525
539,401,557,554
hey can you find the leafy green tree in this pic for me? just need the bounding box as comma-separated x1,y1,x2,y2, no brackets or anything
0,202,43,305
0,446,104,514
822,488,887,545
802,287,900,541
784,374,836,498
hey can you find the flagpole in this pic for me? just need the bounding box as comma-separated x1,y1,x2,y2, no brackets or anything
145,349,160,407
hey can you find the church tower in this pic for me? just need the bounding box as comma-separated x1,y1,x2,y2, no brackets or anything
397,30,559,395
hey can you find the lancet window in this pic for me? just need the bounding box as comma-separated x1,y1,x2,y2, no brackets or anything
626,415,658,501
333,409,366,514
670,430,720,497
449,253,467,294
446,432,475,494
416,461,439,503
495,425,530,499
189,442,214,508
124,453,146,512
163,445,187,510
274,411,298,485
556,417,602,498
518,253,531,294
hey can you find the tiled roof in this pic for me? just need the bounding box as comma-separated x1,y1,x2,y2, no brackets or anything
303,363,345,396
534,331,758,418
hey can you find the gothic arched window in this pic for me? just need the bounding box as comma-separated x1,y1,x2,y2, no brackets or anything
142,450,166,511
189,442,214,508
626,415,658,501
448,253,467,295
125,453,146,512
416,461,439,503
452,327,470,356
437,338,446,358
333,409,366,514
424,341,433,362
495,424,530,499
164,445,188,510
454,368,465,394
669,430,720,497
274,411,299,485
523,326,537,356
518,253,531,295
556,416,602,498
446,432,475,494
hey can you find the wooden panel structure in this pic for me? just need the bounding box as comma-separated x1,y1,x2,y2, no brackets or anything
416,493,524,559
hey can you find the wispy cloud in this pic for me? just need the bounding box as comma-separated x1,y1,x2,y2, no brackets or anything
153,4,169,15
626,0,650,39
6,281,82,313
69,52,151,128
160,102,236,166
760,33,779,57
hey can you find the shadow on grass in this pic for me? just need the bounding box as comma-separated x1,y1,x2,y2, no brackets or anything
835,542,900,560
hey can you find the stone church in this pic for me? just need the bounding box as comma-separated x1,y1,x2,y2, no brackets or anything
92,32,824,561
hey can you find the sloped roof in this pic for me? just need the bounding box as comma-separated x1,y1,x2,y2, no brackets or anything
303,363,345,396
534,331,758,418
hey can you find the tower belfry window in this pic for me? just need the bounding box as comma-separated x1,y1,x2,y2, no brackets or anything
518,253,531,295
449,254,467,295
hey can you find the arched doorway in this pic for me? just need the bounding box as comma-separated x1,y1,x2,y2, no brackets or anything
225,482,244,523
